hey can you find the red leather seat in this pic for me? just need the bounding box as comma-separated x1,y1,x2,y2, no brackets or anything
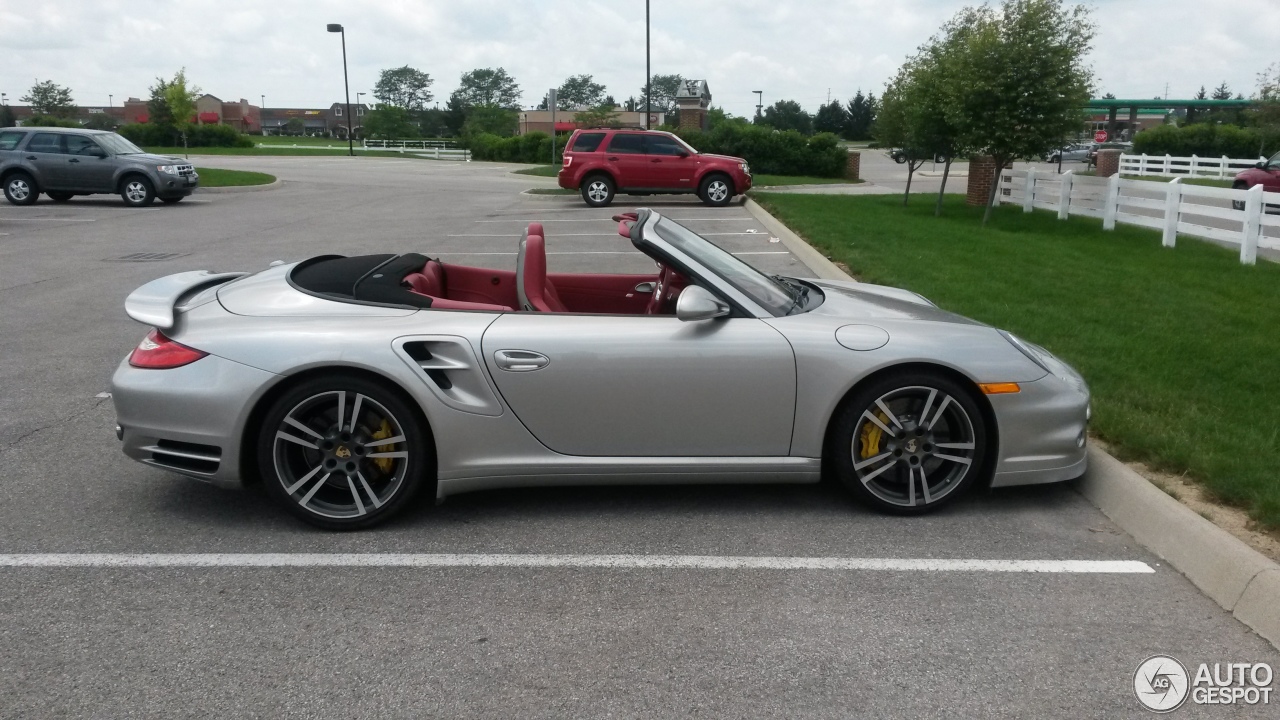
517,235,567,312
403,260,445,296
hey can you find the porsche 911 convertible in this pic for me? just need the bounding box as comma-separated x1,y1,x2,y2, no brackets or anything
111,209,1090,529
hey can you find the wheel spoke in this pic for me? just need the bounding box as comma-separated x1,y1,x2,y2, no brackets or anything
356,471,384,509
917,388,937,428
283,416,323,440
298,472,331,506
859,458,897,485
283,464,324,495
854,451,893,471
934,452,972,466
907,465,917,505
926,394,954,431
367,450,408,459
366,434,405,447
275,431,318,450
935,441,975,450
348,394,364,433
916,465,931,504
346,476,366,515
335,391,346,433
874,398,904,429
861,411,897,438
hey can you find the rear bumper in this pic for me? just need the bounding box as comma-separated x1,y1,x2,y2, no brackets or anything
557,168,577,189
111,353,279,489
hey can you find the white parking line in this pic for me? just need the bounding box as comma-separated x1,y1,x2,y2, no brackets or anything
0,553,1155,572
473,218,761,223
425,251,792,257
0,217,96,222
448,232,763,237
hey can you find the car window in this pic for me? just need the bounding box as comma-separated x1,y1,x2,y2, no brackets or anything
645,134,687,156
1268,151,1280,169
571,132,606,152
95,133,145,155
606,133,645,154
27,133,64,154
651,217,798,316
65,135,103,156
0,131,24,151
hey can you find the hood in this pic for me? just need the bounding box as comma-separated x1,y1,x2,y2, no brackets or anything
697,153,746,164
805,278,982,326
118,153,190,164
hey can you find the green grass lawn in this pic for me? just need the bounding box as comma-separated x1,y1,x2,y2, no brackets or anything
194,168,276,187
513,165,560,177
525,188,576,195
753,175,862,187
754,191,1280,530
1075,171,1234,189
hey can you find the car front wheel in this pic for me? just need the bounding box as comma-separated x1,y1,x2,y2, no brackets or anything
120,176,156,207
698,175,734,206
258,375,434,530
4,172,38,206
830,371,987,514
581,175,615,207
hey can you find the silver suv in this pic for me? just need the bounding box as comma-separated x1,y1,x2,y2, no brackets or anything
0,127,199,206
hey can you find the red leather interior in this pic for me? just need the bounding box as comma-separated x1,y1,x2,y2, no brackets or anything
404,259,515,311
520,235,569,312
438,264,520,308
549,272,656,314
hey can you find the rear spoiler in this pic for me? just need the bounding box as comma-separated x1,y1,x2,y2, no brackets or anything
124,270,247,330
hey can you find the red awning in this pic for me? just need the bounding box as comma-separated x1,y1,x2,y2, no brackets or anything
137,114,149,123
554,121,577,131
198,112,220,123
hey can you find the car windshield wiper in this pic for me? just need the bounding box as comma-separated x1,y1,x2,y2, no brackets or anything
770,274,809,313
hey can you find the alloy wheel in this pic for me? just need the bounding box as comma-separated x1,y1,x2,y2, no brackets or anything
587,180,610,203
850,385,977,508
124,181,149,204
272,390,410,520
8,179,30,201
706,180,729,203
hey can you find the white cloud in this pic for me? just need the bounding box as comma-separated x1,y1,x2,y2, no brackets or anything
1,0,1275,111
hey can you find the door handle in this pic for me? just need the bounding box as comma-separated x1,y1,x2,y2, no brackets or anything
69,158,80,163
650,158,661,163
607,156,619,161
25,156,36,160
634,282,656,293
494,349,549,372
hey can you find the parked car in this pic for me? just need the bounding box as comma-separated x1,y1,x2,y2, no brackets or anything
889,148,948,164
0,127,198,206
1230,151,1280,210
558,128,751,207
111,209,1090,530
1046,143,1093,163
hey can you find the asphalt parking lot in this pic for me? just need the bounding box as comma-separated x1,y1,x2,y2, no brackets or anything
1,155,1276,718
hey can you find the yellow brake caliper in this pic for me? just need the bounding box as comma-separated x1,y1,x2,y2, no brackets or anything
859,411,889,460
370,418,395,474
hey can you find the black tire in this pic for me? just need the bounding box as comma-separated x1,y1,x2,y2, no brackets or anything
698,174,734,207
258,374,434,530
3,172,38,206
47,191,73,202
893,153,906,164
1231,182,1248,211
160,196,184,204
830,370,987,515
119,175,156,207
580,174,615,207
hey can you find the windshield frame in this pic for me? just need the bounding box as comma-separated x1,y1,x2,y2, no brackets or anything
95,133,145,156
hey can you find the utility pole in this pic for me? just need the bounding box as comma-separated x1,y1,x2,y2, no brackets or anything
326,23,355,156
645,0,651,129
753,90,763,122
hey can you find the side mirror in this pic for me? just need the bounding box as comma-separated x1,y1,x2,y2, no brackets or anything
677,151,689,158
89,147,108,158
676,286,730,322
1256,162,1266,170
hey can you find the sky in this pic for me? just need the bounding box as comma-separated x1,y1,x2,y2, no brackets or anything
1,0,1275,114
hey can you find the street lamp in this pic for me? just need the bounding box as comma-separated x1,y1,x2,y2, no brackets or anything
108,94,113,108
753,90,763,122
645,0,651,129
326,23,355,156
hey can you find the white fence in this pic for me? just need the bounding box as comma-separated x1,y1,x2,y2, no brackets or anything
1119,153,1265,180
997,168,1280,265
362,139,470,160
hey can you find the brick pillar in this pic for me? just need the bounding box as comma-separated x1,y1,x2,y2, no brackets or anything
1096,149,1122,178
967,156,999,206
678,108,706,131
844,151,861,181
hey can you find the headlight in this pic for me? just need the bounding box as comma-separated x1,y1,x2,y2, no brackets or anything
999,331,1086,393
156,165,182,175
739,162,750,174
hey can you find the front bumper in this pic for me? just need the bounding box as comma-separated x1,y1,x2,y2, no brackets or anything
111,352,279,489
157,172,199,197
988,373,1091,488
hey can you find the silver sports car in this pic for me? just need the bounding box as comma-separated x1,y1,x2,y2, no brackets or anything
111,209,1090,529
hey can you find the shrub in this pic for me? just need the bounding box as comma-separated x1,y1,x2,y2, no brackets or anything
675,123,848,177
117,122,254,148
25,115,82,128
464,131,572,163
1133,123,1280,159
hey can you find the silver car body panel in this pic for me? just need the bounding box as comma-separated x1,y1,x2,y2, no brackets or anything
124,271,248,330
111,212,1090,500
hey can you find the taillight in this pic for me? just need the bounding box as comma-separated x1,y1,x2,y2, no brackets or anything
128,328,208,369
563,154,573,167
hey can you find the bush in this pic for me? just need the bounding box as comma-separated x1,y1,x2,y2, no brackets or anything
25,115,82,128
117,122,254,148
675,123,848,177
1132,123,1280,159
464,131,572,163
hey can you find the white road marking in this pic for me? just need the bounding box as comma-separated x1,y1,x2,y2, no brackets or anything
425,251,792,257
0,553,1155,573
448,232,764,237
472,217,760,223
0,217,96,222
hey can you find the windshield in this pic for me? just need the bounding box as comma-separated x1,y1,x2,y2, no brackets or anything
651,217,804,316
96,133,145,155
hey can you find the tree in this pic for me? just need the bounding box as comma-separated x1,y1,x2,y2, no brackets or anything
760,100,814,134
147,76,175,130
1211,82,1232,100
451,67,521,109
284,118,305,136
0,105,15,128
574,104,621,128
21,80,75,118
844,91,879,140
84,113,119,131
363,105,418,139
1101,92,1116,99
814,100,849,135
164,69,200,150
1194,86,1207,100
1252,63,1280,129
642,74,684,114
556,74,606,110
462,105,518,137
875,72,933,206
374,66,434,112
946,0,1095,225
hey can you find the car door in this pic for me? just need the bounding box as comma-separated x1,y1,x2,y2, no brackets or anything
62,135,115,192
1263,151,1280,193
602,132,651,189
22,132,68,190
481,313,797,457
644,134,697,189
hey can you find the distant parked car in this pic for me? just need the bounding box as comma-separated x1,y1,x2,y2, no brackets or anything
0,127,198,207
558,128,751,207
889,148,948,164
1046,143,1093,163
1230,150,1280,210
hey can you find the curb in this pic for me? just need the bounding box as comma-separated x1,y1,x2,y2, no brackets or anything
1077,448,1280,649
519,189,577,201
743,198,854,282
196,178,283,194
746,197,1280,650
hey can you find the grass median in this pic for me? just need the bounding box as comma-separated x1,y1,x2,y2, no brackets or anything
753,191,1280,530
194,168,276,187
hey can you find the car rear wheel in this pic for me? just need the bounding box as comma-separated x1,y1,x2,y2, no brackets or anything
4,172,38,206
581,175,615,207
160,196,184,204
830,371,987,515
120,176,156,207
258,375,434,530
698,174,734,206
47,191,73,202
1232,182,1248,211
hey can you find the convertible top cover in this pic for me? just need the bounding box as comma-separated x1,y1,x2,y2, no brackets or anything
291,253,434,308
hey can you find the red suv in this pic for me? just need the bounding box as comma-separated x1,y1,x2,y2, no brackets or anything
558,128,752,207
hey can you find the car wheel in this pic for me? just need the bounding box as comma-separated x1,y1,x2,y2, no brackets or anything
3,172,38,206
160,196,184,204
47,191,74,202
830,371,987,515
893,153,906,164
1231,182,1248,211
698,174,734,206
258,375,434,530
581,175,615,207
120,176,156,207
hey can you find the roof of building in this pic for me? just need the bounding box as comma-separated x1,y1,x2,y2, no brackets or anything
1085,98,1255,110
675,80,710,99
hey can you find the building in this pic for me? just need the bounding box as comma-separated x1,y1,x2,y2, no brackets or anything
517,109,665,136
675,79,711,131
194,94,261,133
327,102,368,139
4,105,126,126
